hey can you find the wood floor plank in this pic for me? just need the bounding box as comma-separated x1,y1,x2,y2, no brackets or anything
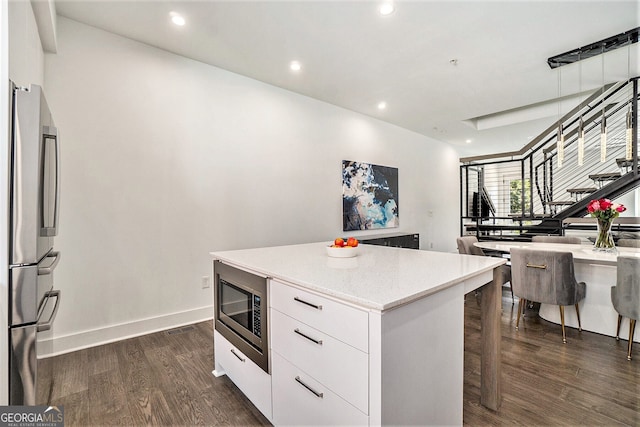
88,369,133,425
116,338,157,393
144,343,211,426
53,390,90,427
50,349,89,401
87,342,118,376
126,386,174,426
209,377,272,426
175,349,216,392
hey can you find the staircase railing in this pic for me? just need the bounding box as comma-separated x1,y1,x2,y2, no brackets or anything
460,77,639,240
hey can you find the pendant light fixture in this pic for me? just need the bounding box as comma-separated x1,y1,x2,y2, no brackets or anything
625,43,633,160
600,46,607,163
578,117,585,166
626,108,633,160
557,124,565,168
557,67,564,168
601,111,607,163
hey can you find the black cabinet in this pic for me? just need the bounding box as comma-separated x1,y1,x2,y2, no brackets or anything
360,233,419,250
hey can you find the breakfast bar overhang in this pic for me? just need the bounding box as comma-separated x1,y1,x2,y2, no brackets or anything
211,242,506,425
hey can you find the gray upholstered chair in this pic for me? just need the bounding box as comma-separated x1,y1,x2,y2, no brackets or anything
611,256,640,360
510,248,586,343
617,239,640,248
456,236,513,301
456,235,487,256
532,235,582,244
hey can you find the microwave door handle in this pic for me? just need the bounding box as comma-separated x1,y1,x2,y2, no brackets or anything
37,290,61,332
38,251,60,275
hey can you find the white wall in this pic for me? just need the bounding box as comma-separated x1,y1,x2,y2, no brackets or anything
42,17,460,355
8,0,44,87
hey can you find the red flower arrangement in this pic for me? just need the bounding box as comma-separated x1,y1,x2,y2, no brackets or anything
587,198,626,221
587,198,626,251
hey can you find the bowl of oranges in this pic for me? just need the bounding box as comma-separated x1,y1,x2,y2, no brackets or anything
326,237,360,258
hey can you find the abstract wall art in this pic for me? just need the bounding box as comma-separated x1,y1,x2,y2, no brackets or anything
342,160,399,231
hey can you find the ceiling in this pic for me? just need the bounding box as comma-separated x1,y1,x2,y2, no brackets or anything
54,0,640,157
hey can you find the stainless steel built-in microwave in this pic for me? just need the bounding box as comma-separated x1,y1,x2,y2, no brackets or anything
214,261,269,373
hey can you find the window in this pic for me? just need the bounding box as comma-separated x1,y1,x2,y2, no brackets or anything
510,179,531,214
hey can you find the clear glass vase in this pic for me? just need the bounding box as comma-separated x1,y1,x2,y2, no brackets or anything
593,218,616,252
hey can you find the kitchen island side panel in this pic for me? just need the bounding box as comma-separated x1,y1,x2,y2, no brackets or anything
372,283,465,426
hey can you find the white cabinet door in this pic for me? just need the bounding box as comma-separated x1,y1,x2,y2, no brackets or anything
214,331,272,420
270,279,369,352
270,308,369,414
271,352,369,426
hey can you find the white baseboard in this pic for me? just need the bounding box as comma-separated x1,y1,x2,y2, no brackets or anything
37,305,213,357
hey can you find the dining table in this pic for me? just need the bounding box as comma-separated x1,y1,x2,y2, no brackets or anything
474,240,640,343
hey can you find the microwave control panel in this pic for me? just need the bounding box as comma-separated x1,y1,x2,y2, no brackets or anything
253,295,261,338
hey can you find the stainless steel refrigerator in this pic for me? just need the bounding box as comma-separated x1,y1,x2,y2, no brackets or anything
8,81,61,405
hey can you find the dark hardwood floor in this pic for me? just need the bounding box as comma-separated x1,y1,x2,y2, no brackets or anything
464,290,640,426
46,323,270,426
46,289,639,426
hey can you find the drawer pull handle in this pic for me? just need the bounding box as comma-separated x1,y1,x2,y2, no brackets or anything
295,376,324,398
294,296,323,310
526,263,547,269
294,328,323,345
230,348,245,362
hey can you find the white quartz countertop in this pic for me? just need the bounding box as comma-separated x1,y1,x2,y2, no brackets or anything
475,241,640,266
210,242,505,311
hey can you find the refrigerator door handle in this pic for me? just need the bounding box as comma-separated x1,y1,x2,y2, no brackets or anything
38,251,60,275
37,290,60,332
40,129,59,237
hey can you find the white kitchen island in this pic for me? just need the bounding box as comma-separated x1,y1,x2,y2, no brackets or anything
211,242,505,426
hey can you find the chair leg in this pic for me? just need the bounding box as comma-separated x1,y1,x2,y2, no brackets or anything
616,314,623,341
559,306,567,343
628,319,636,361
575,303,582,332
516,298,523,330
521,298,526,315
510,283,514,304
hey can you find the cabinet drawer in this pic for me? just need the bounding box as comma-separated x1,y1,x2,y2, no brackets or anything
271,352,369,426
214,331,272,420
270,279,368,352
271,308,368,414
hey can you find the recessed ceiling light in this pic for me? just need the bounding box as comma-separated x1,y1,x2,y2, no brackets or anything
377,102,387,110
379,2,395,16
290,61,302,72
170,12,186,26
465,139,472,144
